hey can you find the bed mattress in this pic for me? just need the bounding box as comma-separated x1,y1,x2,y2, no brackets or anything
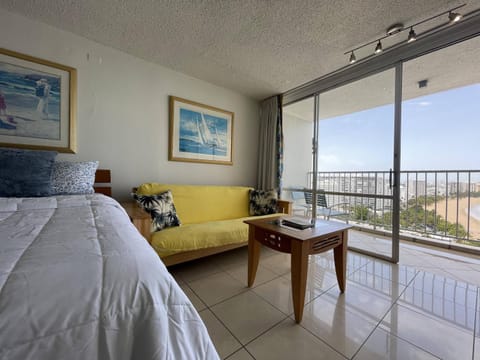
0,194,218,360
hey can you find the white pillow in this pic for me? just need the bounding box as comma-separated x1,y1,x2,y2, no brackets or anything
51,161,99,195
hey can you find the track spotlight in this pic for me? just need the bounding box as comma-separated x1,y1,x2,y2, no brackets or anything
344,4,467,64
448,11,462,23
349,51,356,64
407,27,417,43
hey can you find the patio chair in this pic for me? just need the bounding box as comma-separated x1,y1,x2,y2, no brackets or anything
304,190,350,223
291,191,307,216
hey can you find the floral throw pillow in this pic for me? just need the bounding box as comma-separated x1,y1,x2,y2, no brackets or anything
51,161,99,195
249,189,278,216
133,190,181,232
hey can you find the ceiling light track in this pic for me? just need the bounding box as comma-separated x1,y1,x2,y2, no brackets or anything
344,4,466,64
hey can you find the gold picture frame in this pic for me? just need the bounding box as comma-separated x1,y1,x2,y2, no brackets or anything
169,96,234,165
0,48,77,153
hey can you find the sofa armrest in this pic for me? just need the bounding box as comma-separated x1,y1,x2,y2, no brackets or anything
120,201,152,243
277,199,292,215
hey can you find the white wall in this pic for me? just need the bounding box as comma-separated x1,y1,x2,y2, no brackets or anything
0,9,260,200
283,113,312,190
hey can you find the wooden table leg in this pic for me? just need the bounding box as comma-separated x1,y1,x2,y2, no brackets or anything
291,239,309,323
248,225,261,287
333,230,348,293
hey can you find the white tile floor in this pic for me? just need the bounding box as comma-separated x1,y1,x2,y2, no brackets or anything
168,231,480,360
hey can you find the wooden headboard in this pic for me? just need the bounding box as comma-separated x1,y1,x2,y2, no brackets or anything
94,169,112,196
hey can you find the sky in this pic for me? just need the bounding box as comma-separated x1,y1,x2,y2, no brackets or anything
316,83,480,172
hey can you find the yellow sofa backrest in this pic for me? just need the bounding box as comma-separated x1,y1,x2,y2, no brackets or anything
136,183,252,224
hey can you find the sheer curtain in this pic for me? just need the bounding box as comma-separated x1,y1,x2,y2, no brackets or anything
256,95,283,192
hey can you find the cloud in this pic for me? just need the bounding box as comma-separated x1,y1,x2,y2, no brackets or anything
418,101,431,106
318,154,340,165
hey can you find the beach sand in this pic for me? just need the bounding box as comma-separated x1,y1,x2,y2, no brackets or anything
426,197,480,239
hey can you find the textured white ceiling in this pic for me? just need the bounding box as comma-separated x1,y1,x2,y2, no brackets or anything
284,35,480,121
1,0,479,99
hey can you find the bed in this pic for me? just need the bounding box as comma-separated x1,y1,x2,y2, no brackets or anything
0,167,219,359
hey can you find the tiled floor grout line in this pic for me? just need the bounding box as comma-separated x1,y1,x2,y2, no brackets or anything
185,262,352,359
249,257,374,319
175,250,480,360
239,315,289,349
201,287,249,358
349,268,454,360
176,277,208,309
202,306,244,358
292,319,350,360
222,347,243,359
223,346,257,360
266,259,378,360
391,270,478,334
183,274,291,360
178,276,248,358
180,279,246,357
189,256,375,359
242,346,257,360
289,260,414,360
347,269,433,360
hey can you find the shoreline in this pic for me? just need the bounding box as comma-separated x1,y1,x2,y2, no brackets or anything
426,197,480,238
470,205,480,221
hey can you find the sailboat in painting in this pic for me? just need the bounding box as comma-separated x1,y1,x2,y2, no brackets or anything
178,107,228,157
196,113,221,149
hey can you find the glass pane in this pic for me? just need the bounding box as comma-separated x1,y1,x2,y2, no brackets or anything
402,36,480,250
318,68,396,259
282,97,314,216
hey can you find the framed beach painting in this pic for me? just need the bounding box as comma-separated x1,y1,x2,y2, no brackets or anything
169,96,234,165
0,48,77,153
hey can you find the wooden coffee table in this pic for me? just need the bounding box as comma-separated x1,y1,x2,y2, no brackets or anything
244,216,351,323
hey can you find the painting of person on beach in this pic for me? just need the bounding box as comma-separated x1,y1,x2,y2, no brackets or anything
0,61,61,140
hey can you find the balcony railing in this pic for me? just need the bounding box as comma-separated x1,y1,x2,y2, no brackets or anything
287,170,480,248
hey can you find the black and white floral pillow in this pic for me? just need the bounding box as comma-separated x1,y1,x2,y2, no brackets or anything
51,161,99,195
249,189,278,216
133,190,181,232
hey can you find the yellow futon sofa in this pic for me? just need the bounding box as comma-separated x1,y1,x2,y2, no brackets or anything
132,183,292,266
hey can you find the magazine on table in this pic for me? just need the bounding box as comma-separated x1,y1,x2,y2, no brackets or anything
281,217,314,230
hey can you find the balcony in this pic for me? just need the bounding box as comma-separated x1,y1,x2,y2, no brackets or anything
285,170,480,253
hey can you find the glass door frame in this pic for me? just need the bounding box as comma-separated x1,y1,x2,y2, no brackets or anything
282,15,480,262
285,63,402,263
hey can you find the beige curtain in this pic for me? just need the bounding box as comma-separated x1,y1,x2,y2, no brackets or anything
256,95,283,190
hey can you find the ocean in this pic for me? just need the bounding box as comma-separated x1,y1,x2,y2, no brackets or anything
470,205,480,221
0,67,61,122
179,138,227,156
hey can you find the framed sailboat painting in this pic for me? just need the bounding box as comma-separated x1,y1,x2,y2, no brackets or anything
169,96,234,165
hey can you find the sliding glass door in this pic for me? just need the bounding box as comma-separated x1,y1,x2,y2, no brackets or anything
281,20,480,260
401,36,480,250
317,67,400,262
283,66,401,262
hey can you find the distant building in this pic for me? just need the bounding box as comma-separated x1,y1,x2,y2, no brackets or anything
408,180,426,197
448,182,475,194
316,173,389,210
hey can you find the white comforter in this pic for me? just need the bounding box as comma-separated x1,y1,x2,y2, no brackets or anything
0,194,219,360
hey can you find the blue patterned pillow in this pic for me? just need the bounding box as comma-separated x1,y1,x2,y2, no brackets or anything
133,190,181,232
51,161,99,195
249,189,278,216
0,147,57,197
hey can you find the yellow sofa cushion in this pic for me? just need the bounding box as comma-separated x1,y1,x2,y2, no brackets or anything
151,214,280,257
136,183,252,224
